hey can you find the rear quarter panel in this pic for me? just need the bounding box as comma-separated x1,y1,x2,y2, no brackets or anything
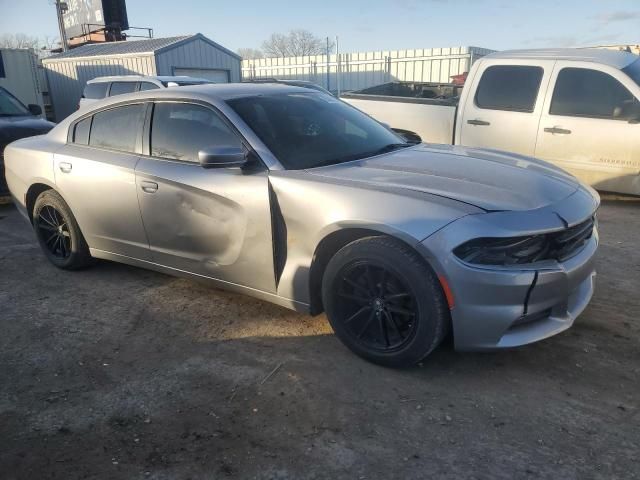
5,136,59,218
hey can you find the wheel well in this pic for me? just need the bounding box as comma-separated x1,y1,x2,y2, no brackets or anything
308,228,415,315
26,183,52,222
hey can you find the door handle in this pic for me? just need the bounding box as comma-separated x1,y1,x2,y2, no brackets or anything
544,126,572,135
467,119,491,126
59,162,72,173
140,181,158,193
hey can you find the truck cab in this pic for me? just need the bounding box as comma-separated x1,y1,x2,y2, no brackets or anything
456,49,640,194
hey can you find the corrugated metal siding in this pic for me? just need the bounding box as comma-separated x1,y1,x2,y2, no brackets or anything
242,46,495,91
0,49,44,111
43,55,156,120
155,38,241,82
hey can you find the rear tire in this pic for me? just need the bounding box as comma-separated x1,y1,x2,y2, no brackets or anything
322,236,449,367
33,190,93,270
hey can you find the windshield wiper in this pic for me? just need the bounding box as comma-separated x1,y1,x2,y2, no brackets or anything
370,143,412,155
309,143,412,169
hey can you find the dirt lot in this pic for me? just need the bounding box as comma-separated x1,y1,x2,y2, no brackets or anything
0,200,638,480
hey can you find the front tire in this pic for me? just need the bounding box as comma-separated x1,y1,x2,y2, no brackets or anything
33,190,93,270
322,236,449,367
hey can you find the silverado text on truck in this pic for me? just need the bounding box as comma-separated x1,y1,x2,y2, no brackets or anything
342,49,640,196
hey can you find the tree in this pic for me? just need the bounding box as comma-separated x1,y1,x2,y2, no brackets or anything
0,33,59,53
237,48,264,60
262,32,291,58
0,33,41,49
262,30,334,58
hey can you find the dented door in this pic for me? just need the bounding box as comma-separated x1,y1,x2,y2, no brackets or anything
135,158,276,293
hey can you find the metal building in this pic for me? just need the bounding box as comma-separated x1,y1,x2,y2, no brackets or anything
43,34,241,120
242,46,495,93
0,49,46,113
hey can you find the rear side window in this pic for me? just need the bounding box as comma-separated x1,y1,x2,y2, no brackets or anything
89,104,145,153
550,68,636,119
150,102,242,162
139,82,160,91
109,82,137,96
83,82,108,99
73,117,91,145
475,65,544,112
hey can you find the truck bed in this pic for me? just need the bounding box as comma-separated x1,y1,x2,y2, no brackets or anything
341,82,459,145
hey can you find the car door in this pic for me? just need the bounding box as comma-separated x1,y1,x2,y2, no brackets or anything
53,102,151,260
535,63,640,194
135,100,276,293
458,61,553,155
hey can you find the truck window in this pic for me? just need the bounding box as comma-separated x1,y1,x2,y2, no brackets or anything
622,58,640,87
475,65,543,112
550,68,636,120
82,82,108,100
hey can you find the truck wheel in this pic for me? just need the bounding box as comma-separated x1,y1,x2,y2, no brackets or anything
33,190,93,270
322,236,449,367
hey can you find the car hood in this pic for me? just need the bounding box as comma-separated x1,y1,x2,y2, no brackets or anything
0,115,55,146
305,144,581,211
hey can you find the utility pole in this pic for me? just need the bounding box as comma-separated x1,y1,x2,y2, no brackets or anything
335,35,340,97
54,0,69,51
326,37,331,92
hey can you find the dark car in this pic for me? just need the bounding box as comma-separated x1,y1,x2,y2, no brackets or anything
0,87,55,194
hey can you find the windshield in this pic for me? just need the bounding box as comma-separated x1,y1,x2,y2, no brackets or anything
622,58,640,88
0,87,30,117
227,92,406,169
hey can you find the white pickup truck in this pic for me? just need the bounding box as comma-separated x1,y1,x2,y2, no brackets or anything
342,48,640,195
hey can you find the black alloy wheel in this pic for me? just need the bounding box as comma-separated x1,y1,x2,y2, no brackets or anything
322,236,450,367
335,262,418,353
36,204,72,259
33,189,93,270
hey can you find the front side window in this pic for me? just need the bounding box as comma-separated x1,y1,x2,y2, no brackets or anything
550,67,637,120
150,102,242,162
109,82,137,97
89,104,144,153
475,65,544,112
83,82,108,100
227,93,404,169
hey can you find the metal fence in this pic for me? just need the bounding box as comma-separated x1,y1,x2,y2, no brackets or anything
242,46,495,92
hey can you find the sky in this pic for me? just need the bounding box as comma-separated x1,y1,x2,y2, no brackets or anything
0,0,639,54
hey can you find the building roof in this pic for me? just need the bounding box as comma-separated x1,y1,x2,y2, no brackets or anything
43,33,241,62
486,48,638,69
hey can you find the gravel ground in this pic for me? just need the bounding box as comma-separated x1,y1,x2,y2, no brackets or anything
0,200,638,480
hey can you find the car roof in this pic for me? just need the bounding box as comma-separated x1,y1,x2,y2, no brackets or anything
130,82,322,100
87,75,211,84
486,48,638,69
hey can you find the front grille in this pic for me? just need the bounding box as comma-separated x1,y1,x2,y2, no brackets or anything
548,216,595,262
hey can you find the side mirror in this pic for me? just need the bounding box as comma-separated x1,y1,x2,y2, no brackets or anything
28,104,42,116
198,146,247,168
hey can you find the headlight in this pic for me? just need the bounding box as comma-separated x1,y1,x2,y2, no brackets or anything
454,216,595,266
454,235,549,265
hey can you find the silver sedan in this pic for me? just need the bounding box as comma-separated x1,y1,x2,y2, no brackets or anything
4,84,599,367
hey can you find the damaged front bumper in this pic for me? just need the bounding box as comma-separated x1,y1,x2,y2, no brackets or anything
420,187,599,351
